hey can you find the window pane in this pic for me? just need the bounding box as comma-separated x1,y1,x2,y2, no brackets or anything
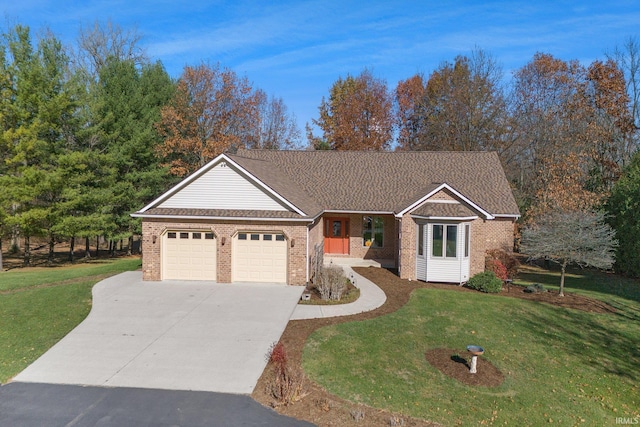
418,224,424,256
180,232,189,239
332,221,342,237
251,234,260,241
263,234,272,240
446,225,457,258
238,233,247,240
275,234,285,241
168,232,176,239
363,216,372,246
374,216,384,247
464,224,470,258
192,232,201,239
432,225,443,257
205,233,214,240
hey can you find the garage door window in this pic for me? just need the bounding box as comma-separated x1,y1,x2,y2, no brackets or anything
276,235,285,241
180,232,189,239
238,233,247,240
168,232,176,239
264,234,272,240
251,234,260,240
205,233,214,239
192,232,201,239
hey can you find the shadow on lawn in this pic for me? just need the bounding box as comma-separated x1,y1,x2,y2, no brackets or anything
518,265,640,304
520,305,640,382
451,354,469,368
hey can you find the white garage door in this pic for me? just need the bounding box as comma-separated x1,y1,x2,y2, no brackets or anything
233,232,287,283
163,231,217,280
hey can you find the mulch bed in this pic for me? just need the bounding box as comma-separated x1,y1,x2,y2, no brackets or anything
251,266,617,427
425,348,504,387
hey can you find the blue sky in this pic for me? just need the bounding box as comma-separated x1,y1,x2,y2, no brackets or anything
4,1,640,135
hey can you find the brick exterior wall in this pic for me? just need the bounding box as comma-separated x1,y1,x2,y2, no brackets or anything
141,219,308,285
399,214,418,279
469,217,516,276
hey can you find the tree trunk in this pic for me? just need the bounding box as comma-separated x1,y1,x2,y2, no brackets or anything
24,235,30,266
559,260,566,297
48,234,55,264
0,237,3,271
69,236,75,263
85,237,91,258
127,235,133,256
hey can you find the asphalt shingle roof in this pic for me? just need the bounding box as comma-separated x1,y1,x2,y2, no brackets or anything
229,149,520,217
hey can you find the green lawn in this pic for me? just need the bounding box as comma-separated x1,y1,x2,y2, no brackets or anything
0,257,141,383
303,269,640,426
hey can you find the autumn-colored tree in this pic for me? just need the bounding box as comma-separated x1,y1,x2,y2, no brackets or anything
156,63,262,176
608,36,640,146
583,59,635,190
511,53,589,211
395,73,429,150
512,53,635,218
310,69,393,150
396,49,510,155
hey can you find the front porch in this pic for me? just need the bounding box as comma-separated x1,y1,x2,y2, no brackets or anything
324,256,396,269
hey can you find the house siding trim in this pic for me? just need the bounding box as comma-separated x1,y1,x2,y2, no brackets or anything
396,183,493,220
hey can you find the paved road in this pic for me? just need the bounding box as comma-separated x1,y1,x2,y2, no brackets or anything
0,382,315,427
15,272,304,394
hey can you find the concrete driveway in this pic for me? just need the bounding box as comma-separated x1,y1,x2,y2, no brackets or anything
14,272,303,394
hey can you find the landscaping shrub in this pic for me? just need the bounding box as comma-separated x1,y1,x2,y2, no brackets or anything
486,258,508,280
315,266,346,300
524,283,546,293
267,341,307,406
467,271,503,293
486,249,519,279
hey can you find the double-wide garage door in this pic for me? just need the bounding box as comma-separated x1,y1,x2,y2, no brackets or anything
162,230,287,283
163,231,217,280
233,232,287,283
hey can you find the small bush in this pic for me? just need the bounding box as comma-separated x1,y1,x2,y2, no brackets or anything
315,266,346,300
467,271,503,293
266,341,307,406
486,258,508,280
486,249,519,279
524,283,546,293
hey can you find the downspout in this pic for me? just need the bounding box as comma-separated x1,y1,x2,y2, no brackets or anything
397,216,402,277
306,220,313,284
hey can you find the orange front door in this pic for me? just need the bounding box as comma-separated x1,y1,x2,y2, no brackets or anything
324,218,350,254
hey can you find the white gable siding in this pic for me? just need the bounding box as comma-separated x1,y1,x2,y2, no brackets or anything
158,162,289,211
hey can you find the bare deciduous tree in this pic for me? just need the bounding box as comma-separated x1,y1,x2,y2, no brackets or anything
252,92,301,150
75,19,147,78
520,210,617,296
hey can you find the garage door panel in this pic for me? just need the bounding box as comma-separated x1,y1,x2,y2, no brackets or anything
163,231,217,281
233,233,287,283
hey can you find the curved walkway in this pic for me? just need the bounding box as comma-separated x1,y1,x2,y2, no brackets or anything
290,264,387,320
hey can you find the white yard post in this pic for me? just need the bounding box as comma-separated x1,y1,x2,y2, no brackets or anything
470,355,478,373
